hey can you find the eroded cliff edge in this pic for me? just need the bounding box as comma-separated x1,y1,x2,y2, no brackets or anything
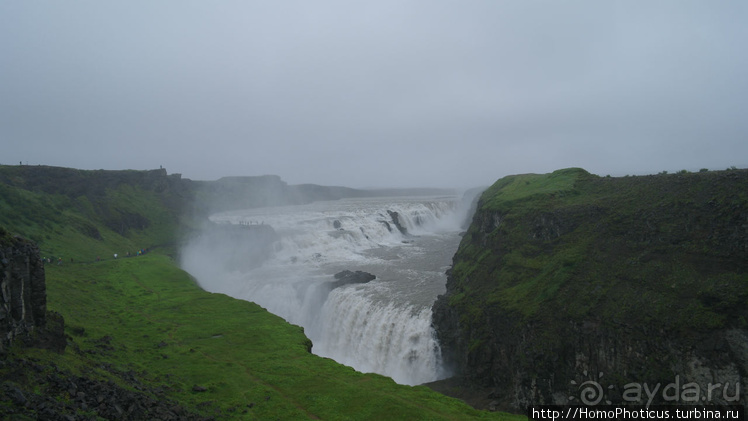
432,168,748,410
0,228,64,354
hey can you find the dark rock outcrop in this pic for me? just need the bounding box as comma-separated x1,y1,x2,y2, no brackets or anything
0,230,47,353
387,210,408,235
1,357,212,420
432,168,748,411
329,270,376,290
379,220,393,232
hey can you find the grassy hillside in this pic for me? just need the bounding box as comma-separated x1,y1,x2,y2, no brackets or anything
0,166,187,262
0,165,520,420
450,167,748,332
433,167,748,409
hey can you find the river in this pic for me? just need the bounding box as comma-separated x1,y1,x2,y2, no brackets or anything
181,195,470,385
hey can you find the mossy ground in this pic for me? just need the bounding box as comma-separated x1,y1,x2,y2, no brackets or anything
449,168,748,346
0,166,523,420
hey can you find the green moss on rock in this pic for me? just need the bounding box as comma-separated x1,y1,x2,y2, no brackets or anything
433,167,748,410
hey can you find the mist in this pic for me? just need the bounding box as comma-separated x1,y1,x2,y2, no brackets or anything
179,192,479,385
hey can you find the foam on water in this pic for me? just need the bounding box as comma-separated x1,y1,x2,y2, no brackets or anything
181,196,467,385
313,286,446,385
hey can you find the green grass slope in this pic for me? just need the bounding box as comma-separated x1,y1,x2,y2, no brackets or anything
0,166,186,261
433,167,748,409
41,255,515,420
449,168,748,332
0,165,521,420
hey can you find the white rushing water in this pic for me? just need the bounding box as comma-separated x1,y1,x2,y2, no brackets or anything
181,195,469,385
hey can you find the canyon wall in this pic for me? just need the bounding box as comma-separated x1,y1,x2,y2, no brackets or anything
432,168,748,410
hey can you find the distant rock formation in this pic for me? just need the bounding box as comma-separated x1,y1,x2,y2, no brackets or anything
191,175,369,215
0,229,64,354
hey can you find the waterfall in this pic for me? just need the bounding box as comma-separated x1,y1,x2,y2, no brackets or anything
312,288,446,385
181,196,465,385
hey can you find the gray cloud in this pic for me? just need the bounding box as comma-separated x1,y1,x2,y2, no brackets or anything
2,1,747,188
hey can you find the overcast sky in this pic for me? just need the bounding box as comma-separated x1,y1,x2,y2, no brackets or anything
1,1,747,188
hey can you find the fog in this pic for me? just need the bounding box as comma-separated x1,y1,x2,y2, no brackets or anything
2,1,747,188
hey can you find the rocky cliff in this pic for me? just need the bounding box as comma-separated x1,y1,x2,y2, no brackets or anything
0,228,60,353
432,168,748,410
